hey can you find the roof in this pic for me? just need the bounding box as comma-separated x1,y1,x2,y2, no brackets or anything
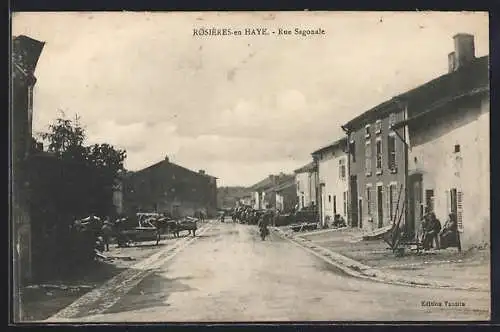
130,158,217,180
294,162,317,174
342,55,489,131
250,174,294,191
392,85,489,130
272,180,296,192
250,177,275,191
311,137,348,156
12,35,45,76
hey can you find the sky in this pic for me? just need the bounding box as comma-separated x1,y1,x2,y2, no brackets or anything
12,11,489,187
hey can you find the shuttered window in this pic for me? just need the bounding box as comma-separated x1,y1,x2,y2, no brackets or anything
425,189,435,213
387,135,397,171
366,186,372,216
389,113,397,127
365,141,372,175
376,139,383,171
457,190,464,232
339,158,346,179
375,120,382,134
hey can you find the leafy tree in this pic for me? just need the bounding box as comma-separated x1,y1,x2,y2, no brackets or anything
38,111,86,157
37,112,127,216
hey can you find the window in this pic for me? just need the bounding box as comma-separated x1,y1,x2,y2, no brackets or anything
339,158,346,179
389,113,397,128
365,125,371,138
333,195,337,214
454,144,461,153
376,139,383,173
343,191,348,217
297,181,300,191
450,188,464,232
375,120,382,134
365,141,372,176
425,189,435,213
387,135,397,172
349,141,356,163
328,195,331,203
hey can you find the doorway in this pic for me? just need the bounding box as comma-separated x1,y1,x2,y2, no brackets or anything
377,185,384,228
408,173,423,239
358,198,363,228
350,175,358,227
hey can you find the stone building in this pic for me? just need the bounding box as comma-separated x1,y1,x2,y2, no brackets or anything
391,34,489,249
123,156,218,218
342,33,489,246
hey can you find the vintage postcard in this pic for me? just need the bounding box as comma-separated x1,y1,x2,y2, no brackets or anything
11,11,490,323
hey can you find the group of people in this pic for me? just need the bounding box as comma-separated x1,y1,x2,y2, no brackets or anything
420,209,459,250
230,206,278,225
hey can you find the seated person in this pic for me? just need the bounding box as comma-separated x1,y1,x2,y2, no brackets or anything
439,212,458,249
332,214,346,228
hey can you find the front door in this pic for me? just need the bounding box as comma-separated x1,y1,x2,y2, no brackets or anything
377,185,384,228
408,173,423,239
358,198,363,229
349,175,358,227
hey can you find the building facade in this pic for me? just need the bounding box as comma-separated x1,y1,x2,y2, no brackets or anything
123,156,218,218
12,36,45,292
275,181,297,213
294,162,318,210
249,173,293,210
342,102,407,232
392,34,489,249
312,138,349,227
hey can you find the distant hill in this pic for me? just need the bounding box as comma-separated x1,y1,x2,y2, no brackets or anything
217,186,252,209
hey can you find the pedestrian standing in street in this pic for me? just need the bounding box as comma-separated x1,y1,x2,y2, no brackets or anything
422,212,441,250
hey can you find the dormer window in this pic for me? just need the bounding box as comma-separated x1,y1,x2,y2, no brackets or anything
365,125,371,139
375,120,382,135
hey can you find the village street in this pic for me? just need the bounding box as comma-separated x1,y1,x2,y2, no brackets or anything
44,220,490,323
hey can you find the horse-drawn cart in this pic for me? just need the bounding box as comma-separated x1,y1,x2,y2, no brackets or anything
118,215,161,246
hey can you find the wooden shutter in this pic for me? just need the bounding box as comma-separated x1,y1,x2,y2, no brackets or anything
457,190,464,232
445,190,450,213
386,184,391,222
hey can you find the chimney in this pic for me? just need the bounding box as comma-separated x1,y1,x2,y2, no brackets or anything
452,33,475,71
198,169,205,175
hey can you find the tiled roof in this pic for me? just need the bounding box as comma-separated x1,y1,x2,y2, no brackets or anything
294,162,317,174
311,137,348,156
343,55,489,131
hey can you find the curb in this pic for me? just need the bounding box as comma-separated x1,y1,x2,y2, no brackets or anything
272,227,489,292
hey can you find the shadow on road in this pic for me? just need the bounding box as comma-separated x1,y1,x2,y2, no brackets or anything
20,260,128,322
104,273,196,314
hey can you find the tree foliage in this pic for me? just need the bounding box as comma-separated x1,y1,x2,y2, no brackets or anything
37,111,127,217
